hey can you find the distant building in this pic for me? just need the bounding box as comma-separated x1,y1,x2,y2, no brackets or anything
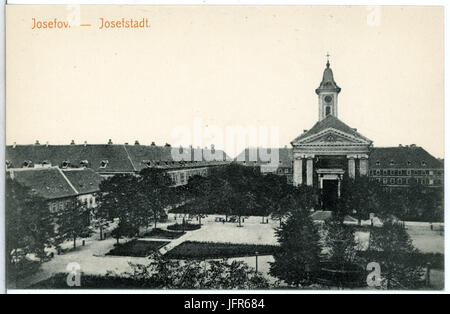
6,167,103,213
234,147,294,184
369,146,444,188
5,141,232,186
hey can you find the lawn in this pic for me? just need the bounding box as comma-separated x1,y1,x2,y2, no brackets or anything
106,240,170,257
164,241,281,259
142,228,185,239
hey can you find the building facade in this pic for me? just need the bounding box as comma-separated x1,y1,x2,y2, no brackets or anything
290,60,373,209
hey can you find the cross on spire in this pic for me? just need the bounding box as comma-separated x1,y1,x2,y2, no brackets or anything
326,52,330,68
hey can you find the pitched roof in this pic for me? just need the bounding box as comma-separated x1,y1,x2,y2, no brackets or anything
369,146,443,169
291,115,371,143
8,167,78,200
5,144,232,173
124,145,232,172
62,168,103,195
7,167,104,200
235,147,293,167
5,145,135,173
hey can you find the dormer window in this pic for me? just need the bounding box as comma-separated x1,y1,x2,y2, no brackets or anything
100,160,109,168
41,160,51,168
23,160,33,168
61,160,70,169
80,160,89,168
407,161,412,166
389,160,395,166
142,160,152,168
422,161,427,167
375,161,380,166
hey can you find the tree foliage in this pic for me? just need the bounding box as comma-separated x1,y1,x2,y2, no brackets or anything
269,208,321,287
6,178,57,283
125,253,270,289
176,164,318,225
95,169,176,243
56,199,92,249
368,221,425,289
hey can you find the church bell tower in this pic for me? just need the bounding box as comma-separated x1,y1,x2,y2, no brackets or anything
315,55,341,121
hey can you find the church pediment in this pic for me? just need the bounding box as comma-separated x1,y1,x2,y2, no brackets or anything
293,128,371,146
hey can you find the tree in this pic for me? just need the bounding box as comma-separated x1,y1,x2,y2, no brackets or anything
91,198,111,241
56,199,92,249
6,178,57,283
96,174,142,244
322,218,358,268
368,221,425,289
272,194,298,228
139,168,174,229
269,208,322,287
185,175,212,225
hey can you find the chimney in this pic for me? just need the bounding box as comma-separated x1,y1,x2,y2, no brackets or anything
165,143,171,147
125,142,129,145
84,141,88,146
108,139,113,145
13,142,16,148
399,144,403,147
303,129,308,133
135,140,140,145
353,128,358,132
35,140,40,145
151,141,156,146
46,141,49,147
70,140,75,145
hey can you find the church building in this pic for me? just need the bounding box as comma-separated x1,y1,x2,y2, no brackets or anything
291,59,373,209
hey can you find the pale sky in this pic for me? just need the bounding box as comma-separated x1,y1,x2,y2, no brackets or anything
6,5,444,158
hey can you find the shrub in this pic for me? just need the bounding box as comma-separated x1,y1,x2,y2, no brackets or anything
167,223,201,231
165,241,280,259
106,240,169,257
142,228,185,239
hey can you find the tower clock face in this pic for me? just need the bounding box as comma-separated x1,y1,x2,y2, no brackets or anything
324,95,333,103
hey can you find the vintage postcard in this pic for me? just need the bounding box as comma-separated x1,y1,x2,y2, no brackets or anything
3,3,446,297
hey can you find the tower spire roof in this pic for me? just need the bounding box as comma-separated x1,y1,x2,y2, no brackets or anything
315,55,341,95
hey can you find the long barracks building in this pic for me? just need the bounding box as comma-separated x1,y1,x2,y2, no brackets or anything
6,141,231,187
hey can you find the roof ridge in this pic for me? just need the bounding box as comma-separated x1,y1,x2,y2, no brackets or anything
57,167,79,195
122,144,137,172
